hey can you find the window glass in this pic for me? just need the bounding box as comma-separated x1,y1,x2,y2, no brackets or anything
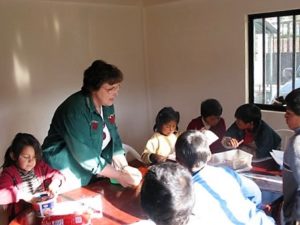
249,10,300,110
253,19,263,104
265,17,277,104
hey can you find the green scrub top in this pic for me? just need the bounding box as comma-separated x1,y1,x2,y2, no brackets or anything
42,91,124,186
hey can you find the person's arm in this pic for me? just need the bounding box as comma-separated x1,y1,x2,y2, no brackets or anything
99,163,142,187
221,137,243,149
0,171,18,204
290,135,300,221
38,160,65,195
62,114,108,175
255,122,281,158
111,153,142,186
141,135,160,164
64,116,142,188
0,170,34,204
222,123,244,149
223,167,262,205
238,174,262,205
112,154,128,170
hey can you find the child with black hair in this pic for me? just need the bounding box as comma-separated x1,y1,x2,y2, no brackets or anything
187,99,226,153
222,103,281,158
175,130,275,225
0,133,65,221
131,162,197,225
141,107,180,164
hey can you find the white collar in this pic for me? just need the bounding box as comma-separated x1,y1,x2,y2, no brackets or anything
99,106,103,118
201,117,210,129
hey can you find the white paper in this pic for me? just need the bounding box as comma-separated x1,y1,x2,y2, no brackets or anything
270,149,284,167
51,195,103,218
51,201,85,215
202,129,219,145
251,157,272,163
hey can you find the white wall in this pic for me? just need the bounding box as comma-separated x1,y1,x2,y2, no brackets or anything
0,0,149,165
1,0,299,166
144,0,299,130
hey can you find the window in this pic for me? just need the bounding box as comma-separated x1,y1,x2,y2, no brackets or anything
249,9,300,111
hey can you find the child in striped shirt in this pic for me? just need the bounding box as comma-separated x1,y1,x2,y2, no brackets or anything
0,133,65,222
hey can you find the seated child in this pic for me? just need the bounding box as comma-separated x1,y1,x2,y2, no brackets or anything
283,88,300,224
0,133,65,222
187,98,226,153
131,162,197,225
141,107,180,164
175,130,275,225
222,103,281,158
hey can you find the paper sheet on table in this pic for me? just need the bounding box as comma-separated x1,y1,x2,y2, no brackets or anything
202,129,219,145
51,195,102,218
270,149,284,167
208,149,253,172
241,172,282,192
51,201,86,215
251,156,272,163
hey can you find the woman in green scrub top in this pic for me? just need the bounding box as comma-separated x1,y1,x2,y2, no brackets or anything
42,60,142,191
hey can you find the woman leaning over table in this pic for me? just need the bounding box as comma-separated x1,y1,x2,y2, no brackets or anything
42,60,142,191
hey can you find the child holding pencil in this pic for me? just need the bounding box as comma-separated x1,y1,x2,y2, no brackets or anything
222,104,281,159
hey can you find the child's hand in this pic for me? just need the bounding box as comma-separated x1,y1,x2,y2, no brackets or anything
150,154,167,163
222,137,243,149
228,138,240,148
200,127,207,132
48,180,61,196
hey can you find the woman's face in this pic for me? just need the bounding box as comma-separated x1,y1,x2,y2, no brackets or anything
92,82,121,107
17,146,37,172
285,109,300,130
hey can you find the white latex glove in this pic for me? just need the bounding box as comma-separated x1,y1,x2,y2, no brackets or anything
120,166,142,187
99,164,142,188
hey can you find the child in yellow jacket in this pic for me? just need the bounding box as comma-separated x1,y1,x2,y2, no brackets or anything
141,107,180,164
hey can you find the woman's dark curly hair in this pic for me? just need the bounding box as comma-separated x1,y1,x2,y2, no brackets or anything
81,59,123,95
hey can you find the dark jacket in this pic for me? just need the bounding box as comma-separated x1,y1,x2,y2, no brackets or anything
283,128,300,223
225,120,281,158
